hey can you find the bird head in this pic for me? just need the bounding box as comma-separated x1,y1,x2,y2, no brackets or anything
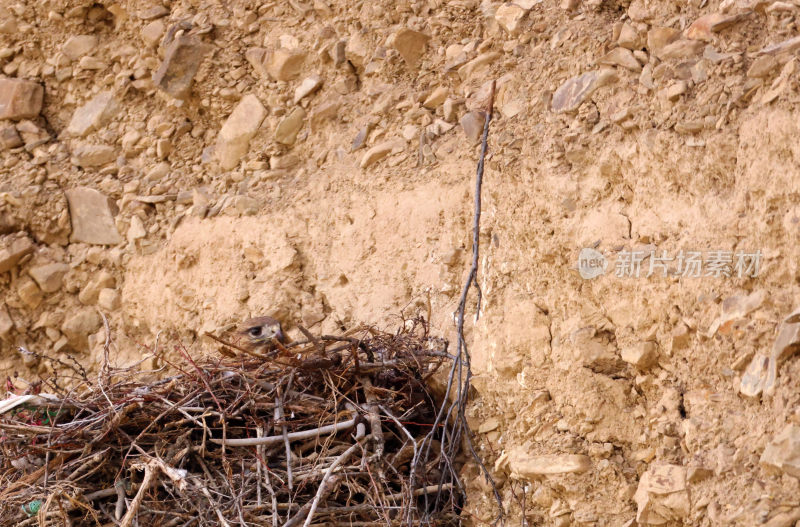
237,316,286,348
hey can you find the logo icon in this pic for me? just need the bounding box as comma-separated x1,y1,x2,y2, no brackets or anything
578,248,607,279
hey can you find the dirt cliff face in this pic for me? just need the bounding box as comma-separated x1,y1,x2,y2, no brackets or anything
3,0,800,524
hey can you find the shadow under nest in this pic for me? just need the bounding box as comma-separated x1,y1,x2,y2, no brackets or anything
0,318,473,527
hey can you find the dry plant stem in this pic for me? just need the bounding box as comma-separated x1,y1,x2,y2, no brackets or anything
386,483,454,502
256,426,279,527
0,454,69,501
285,422,367,527
210,411,357,446
114,479,126,520
84,486,118,501
255,380,325,403
454,78,504,522
379,404,418,523
359,376,384,459
199,485,233,527
418,79,505,524
175,344,224,413
204,332,268,360
264,460,279,527
275,394,293,492
256,427,263,507
119,461,159,527
297,325,326,356
100,312,112,383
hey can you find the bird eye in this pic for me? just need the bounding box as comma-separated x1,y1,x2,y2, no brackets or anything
248,327,262,337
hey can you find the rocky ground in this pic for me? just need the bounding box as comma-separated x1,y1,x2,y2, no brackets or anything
3,0,800,525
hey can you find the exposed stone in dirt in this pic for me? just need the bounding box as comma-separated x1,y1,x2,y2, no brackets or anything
61,307,101,351
0,233,34,273
647,27,681,59
66,91,119,137
62,34,98,61
459,51,501,80
28,263,69,293
97,287,120,311
247,47,306,82
662,80,687,101
391,28,429,67
685,13,749,41
761,424,800,478
741,307,800,397
460,111,484,142
495,4,527,34
423,86,449,109
674,119,704,134
141,20,165,48
152,34,212,100
17,278,43,310
621,341,659,368
759,35,800,55
360,139,400,168
634,464,690,524
126,215,146,244
145,161,170,181
351,125,370,151
215,93,267,170
294,74,322,103
0,125,22,149
0,303,13,341
65,188,122,245
617,23,642,49
659,39,704,60
552,69,615,113
16,120,48,148
599,48,642,72
748,55,779,78
70,143,115,167
443,98,458,122
275,107,306,145
78,270,115,306
508,450,592,478
0,77,43,120
268,48,307,81
138,6,169,20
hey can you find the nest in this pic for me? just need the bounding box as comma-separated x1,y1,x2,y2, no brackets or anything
0,319,467,526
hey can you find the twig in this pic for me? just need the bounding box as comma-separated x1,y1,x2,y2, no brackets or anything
115,478,126,520
284,422,367,527
199,484,233,527
416,79,505,525
449,78,504,523
380,404,418,524
386,483,454,502
120,461,159,527
175,343,224,414
275,392,293,492
359,376,384,459
209,415,358,446
204,332,268,360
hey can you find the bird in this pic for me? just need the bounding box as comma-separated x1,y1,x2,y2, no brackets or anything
237,316,287,351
